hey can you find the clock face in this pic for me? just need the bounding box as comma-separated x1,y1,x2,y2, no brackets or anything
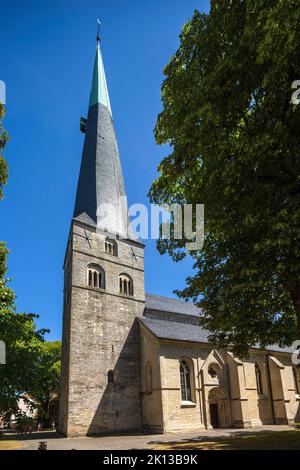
131,247,137,262
74,230,92,248
84,230,92,248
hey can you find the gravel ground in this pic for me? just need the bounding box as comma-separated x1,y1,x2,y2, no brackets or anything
0,424,294,450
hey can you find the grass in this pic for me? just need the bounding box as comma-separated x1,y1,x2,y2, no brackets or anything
153,430,300,450
0,440,24,450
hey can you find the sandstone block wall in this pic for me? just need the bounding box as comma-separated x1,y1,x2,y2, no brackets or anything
59,221,145,436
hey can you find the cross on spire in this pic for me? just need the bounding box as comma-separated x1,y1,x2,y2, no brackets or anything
97,18,101,44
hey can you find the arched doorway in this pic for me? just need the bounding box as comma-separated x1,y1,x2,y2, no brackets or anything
208,387,231,429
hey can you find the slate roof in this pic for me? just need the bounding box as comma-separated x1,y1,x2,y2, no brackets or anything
142,293,294,354
73,41,128,237
73,102,127,228
145,293,202,316
140,317,210,344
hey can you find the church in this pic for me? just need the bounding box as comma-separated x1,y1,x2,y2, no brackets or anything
58,36,300,437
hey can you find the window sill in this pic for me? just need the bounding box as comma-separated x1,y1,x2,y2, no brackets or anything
181,400,196,408
87,286,105,292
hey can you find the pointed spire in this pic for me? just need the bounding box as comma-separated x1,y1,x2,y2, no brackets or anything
73,29,129,238
89,22,112,114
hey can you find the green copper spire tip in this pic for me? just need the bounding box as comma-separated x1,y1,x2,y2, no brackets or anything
89,38,112,115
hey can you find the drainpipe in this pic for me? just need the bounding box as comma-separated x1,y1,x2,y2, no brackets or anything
226,364,233,426
266,353,276,424
200,369,208,429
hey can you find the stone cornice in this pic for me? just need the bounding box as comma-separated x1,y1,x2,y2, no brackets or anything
73,248,144,273
72,284,146,304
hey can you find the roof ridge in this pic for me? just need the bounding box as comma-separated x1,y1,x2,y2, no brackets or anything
145,293,192,303
145,293,202,317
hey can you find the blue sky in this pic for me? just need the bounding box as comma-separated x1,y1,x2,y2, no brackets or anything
1,0,210,341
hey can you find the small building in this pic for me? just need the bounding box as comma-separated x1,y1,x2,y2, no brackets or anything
9,394,38,428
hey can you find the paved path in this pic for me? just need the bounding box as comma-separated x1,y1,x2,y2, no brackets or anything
0,425,294,450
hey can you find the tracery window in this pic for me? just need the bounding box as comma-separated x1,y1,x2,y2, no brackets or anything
255,363,263,395
208,364,220,379
180,360,192,402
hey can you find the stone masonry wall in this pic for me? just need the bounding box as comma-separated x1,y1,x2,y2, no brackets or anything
137,334,300,433
58,221,145,436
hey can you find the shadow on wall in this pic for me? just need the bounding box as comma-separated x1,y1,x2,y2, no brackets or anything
296,401,300,424
257,397,274,425
87,321,142,435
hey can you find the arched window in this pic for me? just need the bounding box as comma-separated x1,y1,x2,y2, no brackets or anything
145,362,153,394
108,370,114,384
180,360,192,402
119,273,133,296
105,238,117,256
293,367,300,395
87,264,105,289
255,363,263,395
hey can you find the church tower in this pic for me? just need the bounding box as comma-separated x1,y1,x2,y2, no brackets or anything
58,33,145,436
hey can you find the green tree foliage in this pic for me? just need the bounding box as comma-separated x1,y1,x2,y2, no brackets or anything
0,306,49,417
0,104,12,331
0,105,61,421
0,104,8,200
149,1,300,356
29,341,61,425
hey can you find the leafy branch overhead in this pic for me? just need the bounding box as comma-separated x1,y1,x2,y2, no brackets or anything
149,1,300,356
0,103,61,420
0,104,8,200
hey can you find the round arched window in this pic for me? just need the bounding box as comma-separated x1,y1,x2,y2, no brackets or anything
105,238,118,256
255,363,264,395
87,265,105,289
108,370,114,384
119,273,133,296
